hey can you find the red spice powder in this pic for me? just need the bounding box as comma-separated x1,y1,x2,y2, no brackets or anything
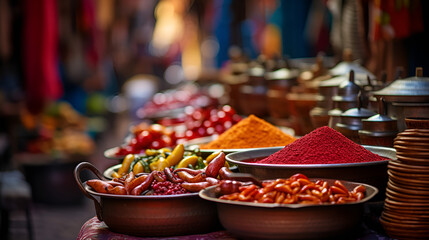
257,126,388,164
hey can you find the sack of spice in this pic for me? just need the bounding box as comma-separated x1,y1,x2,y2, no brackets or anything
257,126,389,164
200,115,296,149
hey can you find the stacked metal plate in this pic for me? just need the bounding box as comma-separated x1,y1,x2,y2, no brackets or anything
380,128,429,239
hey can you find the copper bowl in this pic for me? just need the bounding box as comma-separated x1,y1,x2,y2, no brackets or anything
74,162,219,237
380,212,429,239
405,117,429,129
225,146,395,200
199,179,378,240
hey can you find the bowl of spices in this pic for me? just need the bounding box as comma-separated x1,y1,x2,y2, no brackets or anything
197,114,296,158
225,126,396,200
199,173,378,240
74,162,221,237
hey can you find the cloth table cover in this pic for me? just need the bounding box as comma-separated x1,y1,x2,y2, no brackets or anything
78,216,394,240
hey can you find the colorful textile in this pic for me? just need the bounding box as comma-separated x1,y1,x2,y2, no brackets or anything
77,217,235,240
22,0,63,114
370,0,424,41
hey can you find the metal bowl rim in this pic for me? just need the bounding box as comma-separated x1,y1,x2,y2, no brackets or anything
199,180,378,209
225,145,395,168
84,183,198,200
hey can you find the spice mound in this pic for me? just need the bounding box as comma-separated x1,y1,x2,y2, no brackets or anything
216,173,366,204
257,126,389,164
201,115,296,149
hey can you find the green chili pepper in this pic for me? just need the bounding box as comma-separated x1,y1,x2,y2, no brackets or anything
141,160,151,173
196,157,206,169
147,155,160,164
193,148,201,156
129,158,138,173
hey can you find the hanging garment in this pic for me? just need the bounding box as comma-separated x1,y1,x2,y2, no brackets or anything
22,0,63,114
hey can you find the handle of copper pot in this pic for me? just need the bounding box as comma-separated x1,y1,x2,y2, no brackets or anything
74,161,105,221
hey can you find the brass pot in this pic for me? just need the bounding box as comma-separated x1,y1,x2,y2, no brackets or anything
359,98,398,147
372,67,429,131
372,67,429,103
335,107,376,144
74,162,220,237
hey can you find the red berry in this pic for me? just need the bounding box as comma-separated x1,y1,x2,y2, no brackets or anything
148,124,165,139
150,140,164,149
223,121,233,130
222,105,236,116
185,130,196,140
136,130,152,148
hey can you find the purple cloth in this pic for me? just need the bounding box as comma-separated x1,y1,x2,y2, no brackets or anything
78,216,394,240
77,217,235,240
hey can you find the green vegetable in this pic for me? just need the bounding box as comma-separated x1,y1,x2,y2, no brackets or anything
196,157,206,169
141,160,151,173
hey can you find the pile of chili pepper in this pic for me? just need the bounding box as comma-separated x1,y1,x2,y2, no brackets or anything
112,144,226,179
215,173,366,204
87,151,230,195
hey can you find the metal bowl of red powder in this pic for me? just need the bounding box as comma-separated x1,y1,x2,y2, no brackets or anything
225,145,395,200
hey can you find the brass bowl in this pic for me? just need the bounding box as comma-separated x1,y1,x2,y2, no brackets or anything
380,215,429,239
387,180,429,196
381,211,429,225
199,180,378,240
396,155,429,166
74,162,220,237
386,187,429,201
387,169,429,184
225,146,395,200
388,159,429,173
405,117,429,129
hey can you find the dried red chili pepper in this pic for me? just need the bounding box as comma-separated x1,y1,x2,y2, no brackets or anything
217,173,366,205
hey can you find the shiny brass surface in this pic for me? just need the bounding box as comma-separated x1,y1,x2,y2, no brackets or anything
372,67,429,102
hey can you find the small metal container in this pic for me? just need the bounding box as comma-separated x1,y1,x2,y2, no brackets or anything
359,98,398,147
336,106,376,144
328,71,363,128
310,75,346,128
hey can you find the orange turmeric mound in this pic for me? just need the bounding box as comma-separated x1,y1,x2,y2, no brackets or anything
201,115,296,149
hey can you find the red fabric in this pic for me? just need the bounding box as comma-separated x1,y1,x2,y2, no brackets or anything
77,217,235,240
370,0,424,41
22,0,63,114
80,0,100,68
